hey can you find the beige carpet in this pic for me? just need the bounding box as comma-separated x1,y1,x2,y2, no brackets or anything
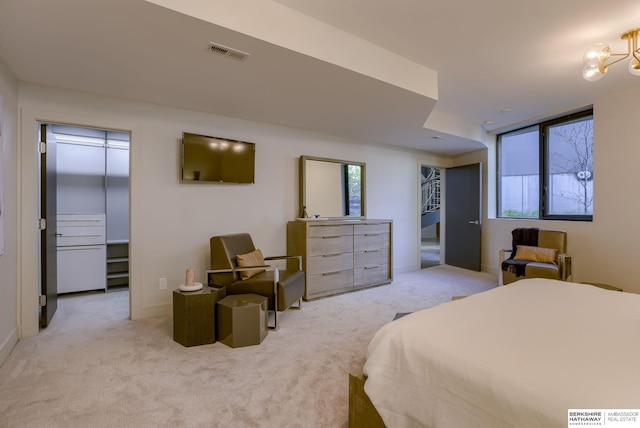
0,265,497,428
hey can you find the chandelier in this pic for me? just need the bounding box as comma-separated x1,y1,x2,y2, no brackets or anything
582,28,640,81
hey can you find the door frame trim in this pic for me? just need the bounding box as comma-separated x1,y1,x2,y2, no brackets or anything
19,107,138,338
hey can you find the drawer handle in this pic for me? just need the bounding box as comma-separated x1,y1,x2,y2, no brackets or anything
58,246,103,252
364,250,379,253
364,265,380,270
322,270,343,276
364,233,380,237
322,253,343,257
59,234,103,238
321,236,342,239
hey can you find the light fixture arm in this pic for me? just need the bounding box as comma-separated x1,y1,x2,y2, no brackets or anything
605,29,639,66
583,28,640,80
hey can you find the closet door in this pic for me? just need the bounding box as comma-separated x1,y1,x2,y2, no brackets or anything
40,124,58,328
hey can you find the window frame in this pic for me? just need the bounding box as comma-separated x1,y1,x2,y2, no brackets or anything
497,108,594,222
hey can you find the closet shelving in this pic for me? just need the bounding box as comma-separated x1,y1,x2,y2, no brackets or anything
106,241,129,291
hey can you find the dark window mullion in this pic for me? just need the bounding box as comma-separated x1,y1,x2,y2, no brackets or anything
540,126,547,218
496,136,502,217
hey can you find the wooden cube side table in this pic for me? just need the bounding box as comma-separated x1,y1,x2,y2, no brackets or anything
217,294,268,348
173,286,226,347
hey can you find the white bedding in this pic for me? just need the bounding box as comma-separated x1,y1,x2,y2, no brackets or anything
363,279,640,427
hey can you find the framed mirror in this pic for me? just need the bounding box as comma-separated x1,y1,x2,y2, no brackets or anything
299,155,366,219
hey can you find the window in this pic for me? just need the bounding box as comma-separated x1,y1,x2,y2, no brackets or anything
344,164,362,216
497,109,593,221
498,125,540,218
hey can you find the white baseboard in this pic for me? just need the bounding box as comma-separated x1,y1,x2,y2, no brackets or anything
393,264,421,275
0,328,18,368
482,264,499,276
135,303,172,320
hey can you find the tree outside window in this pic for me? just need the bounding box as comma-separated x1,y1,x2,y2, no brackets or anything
545,117,593,216
344,164,362,216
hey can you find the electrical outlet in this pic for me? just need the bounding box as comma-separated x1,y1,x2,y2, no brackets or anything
159,277,167,290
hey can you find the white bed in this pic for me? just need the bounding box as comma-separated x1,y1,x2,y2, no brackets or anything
363,279,640,427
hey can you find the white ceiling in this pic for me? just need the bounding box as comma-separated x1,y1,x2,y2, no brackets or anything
1,0,639,155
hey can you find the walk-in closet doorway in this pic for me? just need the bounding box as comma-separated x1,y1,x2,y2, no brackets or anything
39,123,130,328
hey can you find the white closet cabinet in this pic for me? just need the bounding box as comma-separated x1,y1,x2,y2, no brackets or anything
56,214,107,293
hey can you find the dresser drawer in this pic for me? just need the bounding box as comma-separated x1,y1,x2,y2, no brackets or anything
354,265,390,287
57,214,106,246
57,245,106,293
307,252,353,276
57,214,106,228
354,232,389,252
307,269,353,297
57,226,106,246
354,223,390,235
354,248,389,269
308,235,353,256
308,224,353,238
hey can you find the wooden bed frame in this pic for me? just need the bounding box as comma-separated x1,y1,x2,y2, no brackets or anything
348,370,385,428
349,298,465,427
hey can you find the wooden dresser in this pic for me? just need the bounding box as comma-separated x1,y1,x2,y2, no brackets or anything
287,219,392,300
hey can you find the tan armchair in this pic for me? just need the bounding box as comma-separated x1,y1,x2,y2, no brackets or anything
500,228,572,285
208,233,305,329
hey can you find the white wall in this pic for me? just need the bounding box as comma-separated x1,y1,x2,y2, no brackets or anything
472,85,640,294
17,83,454,337
0,57,19,364
12,81,640,349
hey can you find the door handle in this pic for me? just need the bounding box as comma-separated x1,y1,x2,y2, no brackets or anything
468,220,480,225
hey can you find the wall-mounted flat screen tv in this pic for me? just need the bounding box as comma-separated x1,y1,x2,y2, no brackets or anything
181,132,255,183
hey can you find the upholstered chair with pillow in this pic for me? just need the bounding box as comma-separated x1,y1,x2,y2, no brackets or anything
499,228,571,285
208,233,305,329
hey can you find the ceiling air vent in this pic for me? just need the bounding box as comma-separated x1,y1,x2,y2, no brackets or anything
207,42,250,61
